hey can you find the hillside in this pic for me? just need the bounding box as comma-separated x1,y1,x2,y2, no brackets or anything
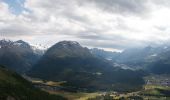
0,65,67,100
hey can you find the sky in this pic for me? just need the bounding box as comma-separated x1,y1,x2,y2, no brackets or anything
1,0,170,51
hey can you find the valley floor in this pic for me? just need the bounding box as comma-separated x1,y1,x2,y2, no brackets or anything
26,75,170,100
47,91,99,100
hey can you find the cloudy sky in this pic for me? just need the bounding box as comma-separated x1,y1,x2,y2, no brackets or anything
1,0,170,51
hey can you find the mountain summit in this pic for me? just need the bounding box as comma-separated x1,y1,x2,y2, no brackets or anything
0,40,41,73
45,41,92,58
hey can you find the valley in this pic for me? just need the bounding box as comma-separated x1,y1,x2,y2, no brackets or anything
1,39,170,100
25,74,170,100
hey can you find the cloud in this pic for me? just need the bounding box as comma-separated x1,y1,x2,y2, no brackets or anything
1,0,170,51
78,0,150,16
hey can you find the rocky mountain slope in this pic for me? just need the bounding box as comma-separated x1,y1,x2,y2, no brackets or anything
0,40,43,73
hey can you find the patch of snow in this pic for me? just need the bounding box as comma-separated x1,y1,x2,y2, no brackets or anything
150,54,157,57
62,44,67,46
71,41,79,44
105,58,112,61
96,72,102,75
30,43,47,50
113,63,134,70
164,46,168,49
30,44,47,55
13,42,22,46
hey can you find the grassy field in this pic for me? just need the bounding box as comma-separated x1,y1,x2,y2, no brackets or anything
139,84,170,99
29,79,101,100
36,81,170,100
46,90,100,100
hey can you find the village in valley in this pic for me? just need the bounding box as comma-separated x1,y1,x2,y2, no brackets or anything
145,75,170,87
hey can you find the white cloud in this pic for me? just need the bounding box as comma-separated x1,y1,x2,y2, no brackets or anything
1,0,170,51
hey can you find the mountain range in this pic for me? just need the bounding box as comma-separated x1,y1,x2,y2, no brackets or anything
0,39,170,92
28,41,145,92
91,45,170,74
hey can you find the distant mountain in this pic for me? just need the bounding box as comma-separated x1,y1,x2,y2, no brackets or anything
111,45,170,74
0,39,41,73
90,45,170,75
114,46,155,66
28,41,145,92
31,45,46,56
0,65,67,100
146,47,170,74
90,48,120,61
31,43,47,55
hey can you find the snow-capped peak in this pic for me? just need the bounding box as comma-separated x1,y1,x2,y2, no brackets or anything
71,41,79,45
13,42,22,46
150,54,157,57
58,41,80,46
30,43,48,50
30,44,47,55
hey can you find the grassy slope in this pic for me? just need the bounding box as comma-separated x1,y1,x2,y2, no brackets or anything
0,65,67,100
